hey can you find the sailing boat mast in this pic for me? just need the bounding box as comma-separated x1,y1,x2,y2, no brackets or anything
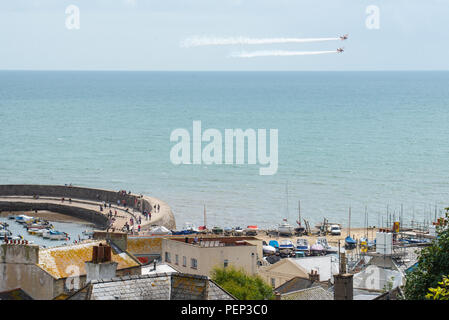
285,181,289,221
298,200,301,226
348,206,351,237
203,204,207,228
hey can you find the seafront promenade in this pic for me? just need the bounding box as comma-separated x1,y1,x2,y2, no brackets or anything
0,185,176,233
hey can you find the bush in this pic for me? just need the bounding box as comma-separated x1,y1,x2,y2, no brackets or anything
404,210,449,299
211,266,274,300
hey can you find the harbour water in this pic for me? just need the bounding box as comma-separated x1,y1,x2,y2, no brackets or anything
0,216,94,247
1,71,449,229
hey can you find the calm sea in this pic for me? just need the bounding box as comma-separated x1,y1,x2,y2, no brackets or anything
1,71,449,229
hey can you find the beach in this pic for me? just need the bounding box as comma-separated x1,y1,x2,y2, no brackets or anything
256,227,378,245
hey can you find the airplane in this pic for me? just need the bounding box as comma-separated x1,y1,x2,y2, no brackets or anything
340,34,349,40
337,47,344,53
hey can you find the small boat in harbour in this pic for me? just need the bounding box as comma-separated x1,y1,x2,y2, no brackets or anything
310,243,325,256
278,220,295,236
268,240,279,251
262,241,276,255
211,226,223,235
279,239,295,252
245,225,259,236
0,229,12,237
43,230,68,240
296,238,310,252
344,235,357,249
223,227,233,236
233,227,244,236
15,215,33,224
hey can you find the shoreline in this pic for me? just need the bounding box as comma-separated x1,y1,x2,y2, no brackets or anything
255,227,379,245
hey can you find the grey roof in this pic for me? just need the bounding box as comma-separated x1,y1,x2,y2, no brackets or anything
392,246,423,274
281,286,333,300
68,272,235,300
274,276,324,294
353,265,403,291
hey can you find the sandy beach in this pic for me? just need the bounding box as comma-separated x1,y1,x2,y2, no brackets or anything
256,227,379,245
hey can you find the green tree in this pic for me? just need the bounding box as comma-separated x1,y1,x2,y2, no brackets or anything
426,275,449,300
404,210,449,300
211,266,274,300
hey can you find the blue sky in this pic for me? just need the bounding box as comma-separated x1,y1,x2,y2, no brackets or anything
0,0,448,71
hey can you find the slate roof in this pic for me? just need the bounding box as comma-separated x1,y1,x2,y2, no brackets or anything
67,272,235,300
274,276,325,294
281,286,333,300
37,240,140,279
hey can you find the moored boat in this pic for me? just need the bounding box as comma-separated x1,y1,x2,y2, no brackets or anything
245,225,259,236
278,221,295,236
310,243,325,255
344,235,356,249
233,227,244,236
43,230,68,240
296,238,310,252
262,241,276,255
211,226,223,235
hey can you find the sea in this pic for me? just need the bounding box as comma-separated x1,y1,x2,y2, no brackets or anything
1,71,449,230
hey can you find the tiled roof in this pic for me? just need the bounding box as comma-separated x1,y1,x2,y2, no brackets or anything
37,241,140,279
127,237,163,255
68,273,236,300
281,286,333,300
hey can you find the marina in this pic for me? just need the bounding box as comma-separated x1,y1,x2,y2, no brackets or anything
0,213,94,248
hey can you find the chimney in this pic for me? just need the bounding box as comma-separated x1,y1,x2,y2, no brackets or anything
333,273,353,300
308,269,320,282
339,252,346,274
85,244,118,283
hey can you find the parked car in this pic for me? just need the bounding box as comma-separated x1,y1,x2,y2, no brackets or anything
330,224,341,235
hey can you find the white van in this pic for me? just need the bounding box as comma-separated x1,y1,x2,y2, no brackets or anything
330,225,341,235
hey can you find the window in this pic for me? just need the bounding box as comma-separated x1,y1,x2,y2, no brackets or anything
191,258,198,269
165,252,171,263
271,278,276,288
224,259,229,268
175,254,179,265
182,256,186,267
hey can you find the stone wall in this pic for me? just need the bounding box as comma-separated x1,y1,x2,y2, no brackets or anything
0,184,176,230
0,201,109,229
0,184,140,207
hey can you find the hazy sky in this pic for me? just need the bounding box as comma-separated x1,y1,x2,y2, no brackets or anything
0,0,448,71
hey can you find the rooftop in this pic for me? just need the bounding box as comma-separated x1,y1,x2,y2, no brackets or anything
171,236,257,247
67,272,235,300
281,286,333,300
37,240,140,279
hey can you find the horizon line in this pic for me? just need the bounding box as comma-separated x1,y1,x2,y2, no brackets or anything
0,69,448,72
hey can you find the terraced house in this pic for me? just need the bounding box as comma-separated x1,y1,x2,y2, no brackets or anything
0,241,141,300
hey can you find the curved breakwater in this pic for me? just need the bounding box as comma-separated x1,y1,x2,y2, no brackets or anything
0,185,176,230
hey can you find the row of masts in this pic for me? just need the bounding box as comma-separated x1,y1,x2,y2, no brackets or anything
202,185,445,232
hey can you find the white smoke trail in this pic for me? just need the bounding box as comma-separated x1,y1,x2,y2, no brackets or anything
181,36,340,48
230,50,338,58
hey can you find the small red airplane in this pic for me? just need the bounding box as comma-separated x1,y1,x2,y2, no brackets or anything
340,34,349,40
337,47,344,53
